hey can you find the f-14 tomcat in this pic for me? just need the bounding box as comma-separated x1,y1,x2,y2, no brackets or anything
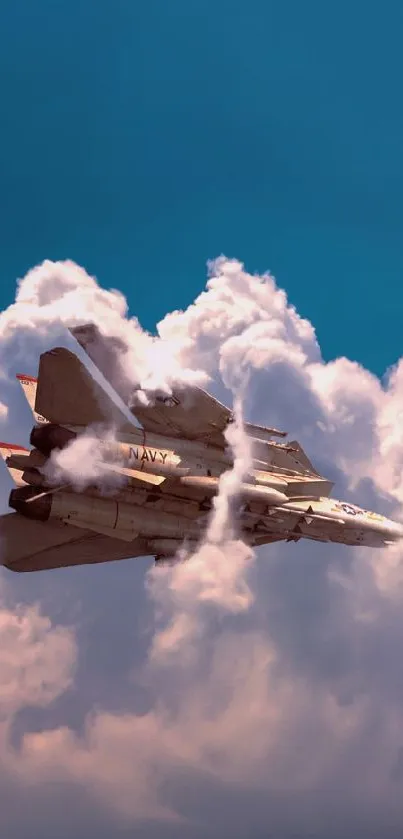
0,324,402,573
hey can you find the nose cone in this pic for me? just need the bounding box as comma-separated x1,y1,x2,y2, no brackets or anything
379,517,403,543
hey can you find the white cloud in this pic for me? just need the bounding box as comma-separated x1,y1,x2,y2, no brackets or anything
43,428,126,493
2,256,403,836
0,605,75,714
147,397,254,663
0,593,76,775
0,259,208,442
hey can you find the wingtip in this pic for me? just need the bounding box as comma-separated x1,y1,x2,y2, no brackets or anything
16,374,37,383
0,442,29,452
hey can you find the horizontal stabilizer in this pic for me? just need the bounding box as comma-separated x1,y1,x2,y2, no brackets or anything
0,443,30,486
0,512,147,572
35,347,137,433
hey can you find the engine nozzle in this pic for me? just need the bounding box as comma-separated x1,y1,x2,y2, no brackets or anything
9,486,52,521
30,424,76,456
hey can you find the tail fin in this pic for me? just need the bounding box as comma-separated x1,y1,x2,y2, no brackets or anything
16,375,48,425
0,442,30,487
35,347,137,433
69,323,132,402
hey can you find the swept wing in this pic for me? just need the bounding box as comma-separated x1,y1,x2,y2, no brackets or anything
69,323,285,446
0,512,146,572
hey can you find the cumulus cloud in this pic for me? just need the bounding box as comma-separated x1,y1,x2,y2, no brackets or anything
0,259,208,442
2,256,403,837
0,603,75,720
148,398,254,663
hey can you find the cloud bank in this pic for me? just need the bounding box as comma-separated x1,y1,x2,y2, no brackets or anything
0,257,403,837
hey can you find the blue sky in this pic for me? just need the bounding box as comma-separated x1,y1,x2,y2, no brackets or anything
1,0,402,374
2,3,403,838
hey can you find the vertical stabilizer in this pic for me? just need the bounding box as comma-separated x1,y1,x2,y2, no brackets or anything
16,375,48,425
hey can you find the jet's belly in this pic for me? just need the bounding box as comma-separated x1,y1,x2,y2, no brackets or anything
251,496,403,548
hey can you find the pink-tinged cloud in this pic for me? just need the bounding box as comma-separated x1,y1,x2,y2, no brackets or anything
1,257,403,836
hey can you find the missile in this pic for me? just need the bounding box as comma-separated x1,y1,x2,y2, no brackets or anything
178,475,288,505
250,470,288,489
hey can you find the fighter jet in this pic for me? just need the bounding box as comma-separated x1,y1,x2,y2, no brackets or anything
0,323,402,573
